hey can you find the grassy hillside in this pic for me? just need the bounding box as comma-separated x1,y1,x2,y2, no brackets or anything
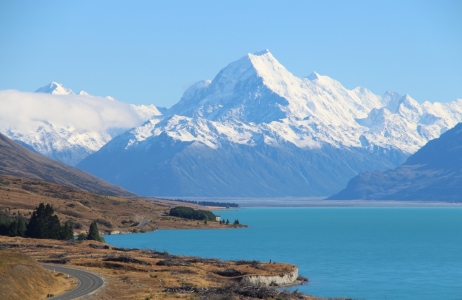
0,132,133,196
0,236,313,300
0,251,75,300
0,174,240,233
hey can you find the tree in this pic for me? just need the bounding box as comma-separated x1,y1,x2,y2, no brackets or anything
233,219,240,225
87,221,104,242
8,220,18,237
25,203,63,239
48,215,62,239
169,206,216,221
60,221,74,240
17,218,26,237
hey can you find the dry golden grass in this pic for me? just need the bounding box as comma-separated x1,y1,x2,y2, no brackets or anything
0,251,77,300
0,236,319,300
0,174,243,234
0,175,322,299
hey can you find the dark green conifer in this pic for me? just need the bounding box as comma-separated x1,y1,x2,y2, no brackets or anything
60,221,74,240
87,221,103,242
26,203,62,239
17,218,26,237
8,220,18,237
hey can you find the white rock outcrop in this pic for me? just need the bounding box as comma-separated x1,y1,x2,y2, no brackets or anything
240,266,298,286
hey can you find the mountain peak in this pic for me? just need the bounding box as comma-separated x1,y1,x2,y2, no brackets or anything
35,82,75,95
306,72,321,81
78,90,90,96
252,49,271,56
246,50,291,81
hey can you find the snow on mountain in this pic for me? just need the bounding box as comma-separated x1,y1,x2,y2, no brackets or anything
329,122,462,201
167,50,387,150
35,82,75,95
0,85,163,165
78,50,462,197
78,90,90,96
150,50,462,155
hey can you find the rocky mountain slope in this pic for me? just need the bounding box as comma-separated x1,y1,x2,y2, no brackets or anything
77,50,462,197
0,132,133,196
0,83,162,165
328,122,462,201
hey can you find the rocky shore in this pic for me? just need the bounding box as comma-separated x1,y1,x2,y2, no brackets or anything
0,235,315,299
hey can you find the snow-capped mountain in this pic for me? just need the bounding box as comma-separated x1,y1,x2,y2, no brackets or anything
0,84,162,165
76,50,462,197
328,122,462,201
35,82,75,95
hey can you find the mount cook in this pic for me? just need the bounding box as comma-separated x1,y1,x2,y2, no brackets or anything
76,50,462,197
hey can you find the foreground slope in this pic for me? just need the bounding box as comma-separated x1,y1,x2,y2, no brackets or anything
0,133,133,196
0,252,69,300
329,123,462,201
1,236,315,300
78,50,462,197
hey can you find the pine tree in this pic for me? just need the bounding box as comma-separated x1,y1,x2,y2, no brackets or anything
48,215,62,239
26,203,43,238
26,203,62,239
87,221,102,242
60,221,74,240
17,219,26,237
8,220,18,237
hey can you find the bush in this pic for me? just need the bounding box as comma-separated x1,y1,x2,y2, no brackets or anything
77,232,87,241
169,206,216,221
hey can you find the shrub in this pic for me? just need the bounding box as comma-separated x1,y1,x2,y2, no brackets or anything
169,206,216,221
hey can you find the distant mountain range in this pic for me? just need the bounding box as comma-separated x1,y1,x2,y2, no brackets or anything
1,51,461,197
75,50,462,197
0,82,162,165
0,132,133,196
328,122,462,201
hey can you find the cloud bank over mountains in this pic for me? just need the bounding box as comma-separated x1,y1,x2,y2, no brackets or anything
1,51,461,197
0,84,161,165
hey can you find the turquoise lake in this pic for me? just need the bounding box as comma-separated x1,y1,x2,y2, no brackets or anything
105,207,462,299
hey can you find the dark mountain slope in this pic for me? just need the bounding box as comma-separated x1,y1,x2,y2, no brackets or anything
328,123,462,201
0,133,134,196
78,132,406,197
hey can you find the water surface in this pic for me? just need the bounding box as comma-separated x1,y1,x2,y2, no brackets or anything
106,207,462,299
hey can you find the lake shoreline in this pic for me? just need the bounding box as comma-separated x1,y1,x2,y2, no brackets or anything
106,207,462,300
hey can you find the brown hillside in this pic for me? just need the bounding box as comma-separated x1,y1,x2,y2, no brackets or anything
0,133,133,196
0,251,75,300
1,236,316,300
0,174,242,233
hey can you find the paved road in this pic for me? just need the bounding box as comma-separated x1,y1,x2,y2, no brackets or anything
42,264,104,300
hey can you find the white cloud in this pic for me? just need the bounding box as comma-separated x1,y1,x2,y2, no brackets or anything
0,90,144,133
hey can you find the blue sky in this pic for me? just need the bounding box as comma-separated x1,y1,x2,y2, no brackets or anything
0,0,460,108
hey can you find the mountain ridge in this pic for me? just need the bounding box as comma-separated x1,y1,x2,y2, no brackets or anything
77,50,462,197
328,122,462,201
0,86,163,165
3,50,461,197
0,132,134,196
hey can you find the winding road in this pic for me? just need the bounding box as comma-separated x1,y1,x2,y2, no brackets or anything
42,264,105,300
